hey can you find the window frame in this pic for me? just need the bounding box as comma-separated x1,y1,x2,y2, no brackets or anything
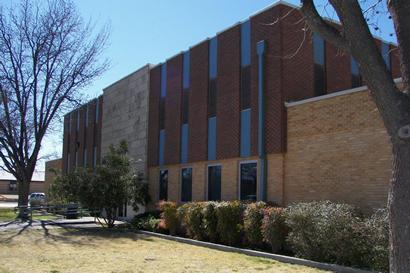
206,163,222,201
180,167,193,202
238,160,258,201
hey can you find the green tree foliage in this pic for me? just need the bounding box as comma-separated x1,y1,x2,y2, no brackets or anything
50,141,150,228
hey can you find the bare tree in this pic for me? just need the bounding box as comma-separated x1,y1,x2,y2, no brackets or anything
0,0,109,216
300,0,409,272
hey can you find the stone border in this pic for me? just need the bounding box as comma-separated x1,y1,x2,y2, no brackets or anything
137,230,374,273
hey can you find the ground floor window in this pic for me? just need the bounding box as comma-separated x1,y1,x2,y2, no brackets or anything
159,170,168,201
9,181,17,192
240,162,257,201
181,167,192,202
208,165,221,201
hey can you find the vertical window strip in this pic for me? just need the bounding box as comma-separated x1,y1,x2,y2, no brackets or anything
159,129,165,166
76,110,80,131
160,63,167,98
83,148,87,168
313,33,326,96
381,42,391,71
183,51,190,89
159,170,168,201
209,37,218,79
240,109,251,157
240,162,257,201
95,98,99,124
207,117,217,161
93,146,97,168
207,165,221,201
351,57,362,88
85,104,89,128
180,124,189,163
241,20,251,67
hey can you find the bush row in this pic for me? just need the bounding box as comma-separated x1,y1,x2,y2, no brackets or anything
134,200,388,273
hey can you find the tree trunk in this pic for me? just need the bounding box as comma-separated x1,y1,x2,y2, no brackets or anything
389,142,410,273
17,179,30,220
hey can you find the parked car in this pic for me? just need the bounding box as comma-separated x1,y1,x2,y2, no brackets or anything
29,192,46,207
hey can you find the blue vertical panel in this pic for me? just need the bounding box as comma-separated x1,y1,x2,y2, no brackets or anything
241,20,251,67
207,117,217,160
160,63,167,98
183,51,190,89
209,37,218,79
351,57,359,76
180,124,189,163
240,109,251,157
159,129,165,166
381,42,391,71
313,33,325,65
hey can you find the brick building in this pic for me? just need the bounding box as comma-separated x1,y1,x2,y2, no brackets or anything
61,1,400,213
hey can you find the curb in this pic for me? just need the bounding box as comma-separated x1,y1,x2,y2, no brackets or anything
136,230,374,273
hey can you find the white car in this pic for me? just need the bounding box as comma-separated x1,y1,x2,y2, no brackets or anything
29,192,46,206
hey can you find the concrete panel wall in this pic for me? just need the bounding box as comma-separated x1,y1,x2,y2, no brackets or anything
101,65,151,174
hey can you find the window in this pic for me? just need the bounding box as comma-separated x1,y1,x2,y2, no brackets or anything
76,110,80,131
240,109,251,157
9,181,17,192
240,162,257,201
95,98,99,124
159,129,165,165
160,63,167,97
183,51,190,89
208,165,221,201
208,37,218,117
381,42,391,71
93,146,97,168
180,124,189,164
159,170,168,201
85,105,89,127
351,57,362,88
181,168,192,202
313,33,326,96
241,21,251,110
207,117,216,161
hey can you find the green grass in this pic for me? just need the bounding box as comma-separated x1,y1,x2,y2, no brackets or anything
0,208,16,222
0,228,332,273
0,208,61,222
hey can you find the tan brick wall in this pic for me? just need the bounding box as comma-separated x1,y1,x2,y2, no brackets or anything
267,154,284,205
285,89,392,211
44,158,63,193
148,156,275,205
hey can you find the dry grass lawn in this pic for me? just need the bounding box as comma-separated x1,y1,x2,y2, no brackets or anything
0,227,332,273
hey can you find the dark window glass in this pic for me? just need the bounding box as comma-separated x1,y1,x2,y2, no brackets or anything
182,90,189,124
241,20,251,67
313,33,326,96
351,57,362,88
181,168,192,202
240,162,257,201
240,109,251,157
207,117,217,161
381,42,391,71
180,124,189,163
159,170,168,201
240,65,251,110
183,51,190,89
159,129,165,166
209,37,218,79
208,165,221,201
208,79,217,117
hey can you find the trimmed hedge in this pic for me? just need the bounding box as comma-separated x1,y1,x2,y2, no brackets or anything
143,200,388,272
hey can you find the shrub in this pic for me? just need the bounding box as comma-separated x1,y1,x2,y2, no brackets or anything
243,202,266,247
261,207,288,253
183,202,206,240
158,201,178,235
216,201,245,246
363,209,389,273
203,202,219,243
285,201,368,266
132,215,160,232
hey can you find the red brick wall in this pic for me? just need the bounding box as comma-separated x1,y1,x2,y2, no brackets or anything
188,40,209,162
251,5,284,154
164,55,183,165
216,25,241,159
326,43,351,93
148,66,161,167
391,45,401,79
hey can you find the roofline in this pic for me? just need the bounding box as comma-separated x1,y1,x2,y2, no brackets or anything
103,63,152,91
285,77,403,107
